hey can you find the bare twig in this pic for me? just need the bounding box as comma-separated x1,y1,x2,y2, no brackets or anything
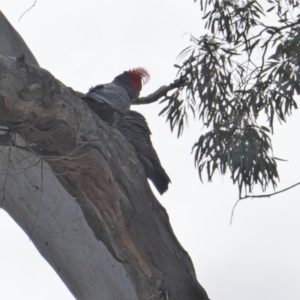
133,76,187,105
241,182,300,200
18,0,37,22
144,288,170,300
0,131,10,145
10,156,40,176
230,199,241,226
0,132,12,207
230,182,300,225
0,130,32,153
30,159,43,238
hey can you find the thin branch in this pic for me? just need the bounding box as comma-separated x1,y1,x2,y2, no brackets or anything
18,0,37,22
230,181,300,225
0,131,32,153
29,159,43,238
240,182,300,200
77,76,186,106
133,76,187,105
0,132,12,208
9,152,33,168
230,199,241,226
0,131,10,145
10,156,40,176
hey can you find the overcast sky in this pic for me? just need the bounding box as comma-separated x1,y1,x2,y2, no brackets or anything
1,1,300,299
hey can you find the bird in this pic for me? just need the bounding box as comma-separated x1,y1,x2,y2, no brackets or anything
114,110,171,195
82,68,150,123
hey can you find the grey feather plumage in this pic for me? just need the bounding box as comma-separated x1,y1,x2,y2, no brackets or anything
82,72,135,123
114,110,171,194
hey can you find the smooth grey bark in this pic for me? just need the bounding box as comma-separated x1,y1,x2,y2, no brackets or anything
1,147,137,300
0,11,209,300
0,11,38,66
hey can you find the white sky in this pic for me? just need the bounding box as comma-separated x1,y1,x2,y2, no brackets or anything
1,1,300,299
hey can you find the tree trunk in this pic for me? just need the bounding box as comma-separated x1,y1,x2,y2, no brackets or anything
0,11,209,300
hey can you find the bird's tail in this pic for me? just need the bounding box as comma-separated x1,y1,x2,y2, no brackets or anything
149,160,171,195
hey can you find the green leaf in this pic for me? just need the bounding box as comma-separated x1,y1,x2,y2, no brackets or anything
266,6,275,12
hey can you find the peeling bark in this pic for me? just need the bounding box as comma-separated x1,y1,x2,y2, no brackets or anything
0,11,209,300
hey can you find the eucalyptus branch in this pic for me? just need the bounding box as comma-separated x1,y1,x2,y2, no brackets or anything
76,77,187,106
241,182,300,200
230,181,300,224
133,76,187,105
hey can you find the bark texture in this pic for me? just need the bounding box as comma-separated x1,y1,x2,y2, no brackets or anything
0,10,138,300
0,11,209,300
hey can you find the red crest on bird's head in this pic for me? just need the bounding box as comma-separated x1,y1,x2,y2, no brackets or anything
127,68,150,93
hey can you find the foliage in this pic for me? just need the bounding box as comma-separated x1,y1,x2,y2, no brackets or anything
160,0,300,196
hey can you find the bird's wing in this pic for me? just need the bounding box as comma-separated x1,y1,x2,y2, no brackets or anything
83,83,131,115
115,110,171,194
